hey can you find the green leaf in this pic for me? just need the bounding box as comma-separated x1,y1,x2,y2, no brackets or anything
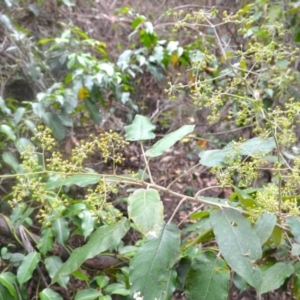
40,288,64,300
63,174,101,187
185,251,230,300
128,188,164,235
2,152,20,173
52,218,130,282
15,138,34,153
52,218,70,246
84,98,102,124
74,289,102,300
14,107,26,124
146,125,195,157
0,283,13,300
17,252,41,285
260,262,294,294
0,272,18,299
253,213,277,245
210,208,262,290
104,283,130,296
238,137,275,156
294,262,300,299
78,210,96,239
0,124,16,141
199,137,275,167
43,112,65,140
0,96,11,115
96,275,110,288
287,216,300,244
32,102,45,118
45,256,69,287
125,114,156,141
129,223,180,300
37,227,54,255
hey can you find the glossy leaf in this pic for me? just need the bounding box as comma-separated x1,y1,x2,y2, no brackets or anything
253,213,277,245
260,262,294,294
0,272,18,299
129,223,180,300
37,227,54,255
17,252,41,285
52,218,70,246
146,125,195,157
185,251,230,300
125,114,156,141
40,288,64,300
210,208,262,290
0,124,16,141
128,188,164,235
78,210,96,239
74,288,102,300
52,218,130,282
238,137,275,156
45,256,69,287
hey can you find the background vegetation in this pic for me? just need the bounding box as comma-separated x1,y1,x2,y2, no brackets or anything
1,0,300,299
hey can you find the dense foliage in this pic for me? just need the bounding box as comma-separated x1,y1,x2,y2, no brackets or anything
1,0,300,299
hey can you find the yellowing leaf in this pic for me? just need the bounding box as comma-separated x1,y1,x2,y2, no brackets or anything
78,87,90,101
171,51,180,66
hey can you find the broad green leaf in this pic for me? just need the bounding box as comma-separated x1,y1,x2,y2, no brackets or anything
14,107,26,124
253,213,277,245
0,283,12,300
125,114,156,141
0,96,11,115
52,218,70,245
146,125,195,157
199,137,275,167
128,188,163,235
270,226,282,247
292,243,300,256
287,216,300,244
17,252,41,285
37,227,54,255
84,98,102,124
45,256,69,287
44,174,121,189
199,147,233,167
43,112,65,140
210,208,262,290
185,251,230,300
52,218,129,282
96,275,110,288
0,124,16,141
0,272,18,299
32,102,45,118
231,186,258,209
260,262,294,294
238,137,275,156
40,288,64,300
63,174,101,187
129,223,180,300
15,138,34,153
104,283,130,296
2,152,20,173
78,210,96,239
74,289,102,300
